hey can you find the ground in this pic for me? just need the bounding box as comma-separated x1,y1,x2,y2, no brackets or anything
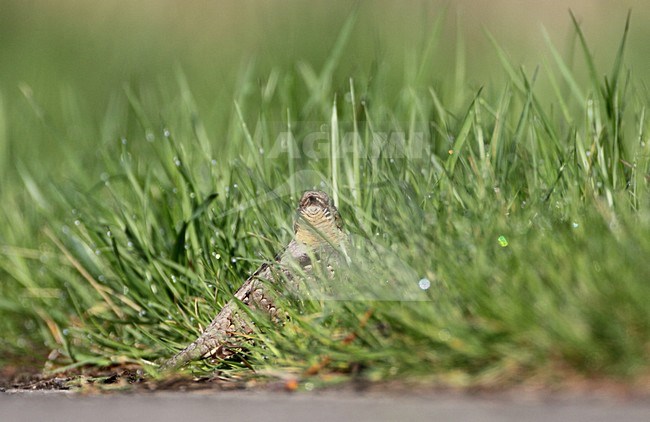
3,362,650,396
2,377,650,422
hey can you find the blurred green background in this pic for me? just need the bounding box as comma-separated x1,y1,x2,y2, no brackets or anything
1,0,648,182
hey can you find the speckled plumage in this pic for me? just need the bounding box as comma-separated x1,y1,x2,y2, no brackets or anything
160,190,346,370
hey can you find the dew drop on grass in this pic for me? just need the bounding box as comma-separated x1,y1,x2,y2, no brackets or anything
94,249,101,256
163,129,171,138
498,235,508,247
106,230,112,238
212,252,221,260
146,131,154,142
98,275,106,282
127,241,134,248
418,278,431,290
572,222,579,228
211,159,217,166
123,286,129,295
173,156,182,167
231,257,237,264
139,309,147,317
121,137,127,145
74,220,81,226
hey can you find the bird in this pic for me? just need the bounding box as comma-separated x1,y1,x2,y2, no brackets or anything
160,190,347,370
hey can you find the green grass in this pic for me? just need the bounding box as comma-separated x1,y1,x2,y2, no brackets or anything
1,8,650,388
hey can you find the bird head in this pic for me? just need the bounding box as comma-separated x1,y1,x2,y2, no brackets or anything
294,190,345,247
